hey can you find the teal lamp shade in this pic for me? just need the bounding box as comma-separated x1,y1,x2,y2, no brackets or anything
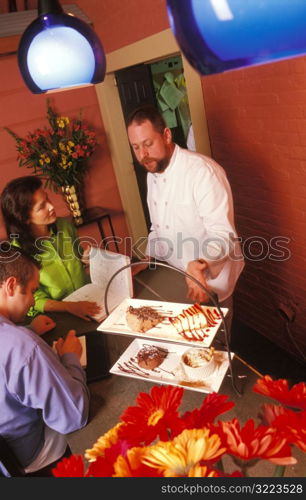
18,0,106,93
166,0,306,75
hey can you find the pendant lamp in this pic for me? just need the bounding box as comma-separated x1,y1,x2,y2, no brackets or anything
167,0,306,76
18,0,106,93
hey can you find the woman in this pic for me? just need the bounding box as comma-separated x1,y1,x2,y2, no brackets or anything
1,176,101,321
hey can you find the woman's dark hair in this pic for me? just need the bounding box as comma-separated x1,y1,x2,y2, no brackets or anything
126,105,166,134
1,176,43,255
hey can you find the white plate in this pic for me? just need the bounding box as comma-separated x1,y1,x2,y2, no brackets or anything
98,298,227,348
110,338,234,394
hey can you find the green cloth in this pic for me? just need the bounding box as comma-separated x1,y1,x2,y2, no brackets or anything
18,218,87,317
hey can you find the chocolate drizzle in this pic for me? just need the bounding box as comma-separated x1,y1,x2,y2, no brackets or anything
117,344,175,378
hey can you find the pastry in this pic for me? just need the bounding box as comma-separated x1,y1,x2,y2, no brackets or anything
126,305,164,333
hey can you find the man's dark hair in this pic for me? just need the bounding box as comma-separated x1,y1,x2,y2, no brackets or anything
0,176,43,255
0,243,40,292
126,105,166,134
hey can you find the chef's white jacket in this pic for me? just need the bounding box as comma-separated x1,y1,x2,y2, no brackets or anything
146,145,245,302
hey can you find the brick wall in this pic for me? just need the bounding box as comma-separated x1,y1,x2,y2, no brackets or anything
202,57,306,361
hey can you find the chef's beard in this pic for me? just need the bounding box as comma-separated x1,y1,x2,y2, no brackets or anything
141,155,170,174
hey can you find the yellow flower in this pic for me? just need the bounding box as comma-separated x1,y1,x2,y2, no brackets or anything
45,157,50,163
61,155,67,165
56,116,69,128
59,142,65,151
68,141,75,147
142,428,226,477
52,149,57,154
85,423,124,462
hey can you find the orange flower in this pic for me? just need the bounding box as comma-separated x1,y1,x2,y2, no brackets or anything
253,376,306,410
113,447,161,477
220,419,296,466
120,385,183,444
85,422,125,462
142,428,226,477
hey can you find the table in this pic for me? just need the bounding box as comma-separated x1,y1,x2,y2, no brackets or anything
75,206,119,252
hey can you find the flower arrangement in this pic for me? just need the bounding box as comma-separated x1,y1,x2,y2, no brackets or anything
52,376,306,477
4,100,98,192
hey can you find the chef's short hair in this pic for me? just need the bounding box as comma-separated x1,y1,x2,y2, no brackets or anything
127,105,166,134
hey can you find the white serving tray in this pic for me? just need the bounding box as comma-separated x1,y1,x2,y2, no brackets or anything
97,298,227,348
110,338,234,394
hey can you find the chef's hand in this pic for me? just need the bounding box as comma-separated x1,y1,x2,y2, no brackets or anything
132,257,150,276
55,330,82,359
64,300,101,321
186,260,210,303
30,315,56,335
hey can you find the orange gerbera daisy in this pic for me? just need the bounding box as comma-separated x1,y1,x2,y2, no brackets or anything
220,418,296,467
142,428,226,477
120,385,183,444
253,376,306,410
113,447,161,477
85,422,126,462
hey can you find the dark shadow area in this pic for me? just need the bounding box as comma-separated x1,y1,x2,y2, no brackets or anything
230,318,305,384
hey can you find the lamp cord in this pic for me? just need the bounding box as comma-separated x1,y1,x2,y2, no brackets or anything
103,261,242,397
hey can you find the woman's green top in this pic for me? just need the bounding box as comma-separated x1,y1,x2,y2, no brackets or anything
25,218,87,316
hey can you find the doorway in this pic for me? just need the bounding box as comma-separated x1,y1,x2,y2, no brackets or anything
95,28,211,255
115,54,193,231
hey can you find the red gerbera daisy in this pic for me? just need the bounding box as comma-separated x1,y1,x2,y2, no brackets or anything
177,393,234,434
265,409,306,453
253,376,306,410
219,418,296,466
52,454,85,477
120,385,183,444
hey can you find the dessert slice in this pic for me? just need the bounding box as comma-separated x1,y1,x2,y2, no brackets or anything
169,303,208,341
126,305,164,333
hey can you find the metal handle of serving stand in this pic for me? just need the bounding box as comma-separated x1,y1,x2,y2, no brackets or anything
104,261,242,397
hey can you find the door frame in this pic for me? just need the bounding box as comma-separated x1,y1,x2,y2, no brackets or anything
95,28,211,254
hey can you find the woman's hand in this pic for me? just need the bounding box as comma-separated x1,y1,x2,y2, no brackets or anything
64,301,101,321
186,260,210,303
30,315,56,335
80,243,91,267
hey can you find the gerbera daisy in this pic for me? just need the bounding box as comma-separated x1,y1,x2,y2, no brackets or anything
253,376,306,410
142,428,226,477
263,405,306,452
52,454,85,477
120,385,183,444
85,422,125,462
220,418,296,467
113,447,161,477
178,393,235,433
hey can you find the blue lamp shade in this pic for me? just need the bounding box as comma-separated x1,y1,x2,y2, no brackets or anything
18,10,106,93
166,0,306,75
